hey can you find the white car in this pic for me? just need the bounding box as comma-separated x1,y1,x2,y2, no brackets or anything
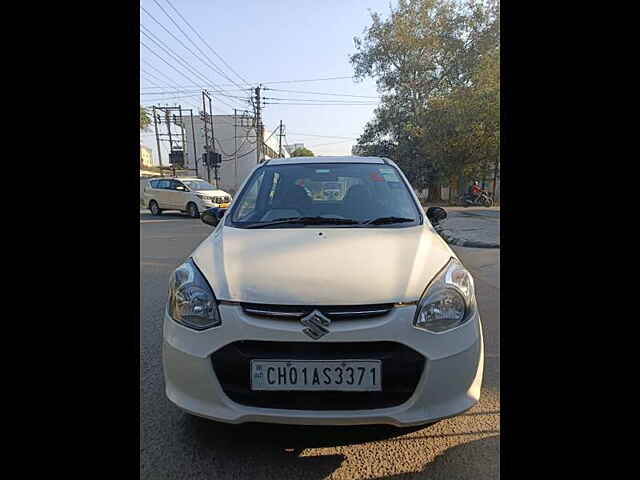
163,156,483,426
143,177,232,218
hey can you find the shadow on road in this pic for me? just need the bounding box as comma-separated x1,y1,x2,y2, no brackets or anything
373,434,500,480
140,212,198,221
180,415,429,479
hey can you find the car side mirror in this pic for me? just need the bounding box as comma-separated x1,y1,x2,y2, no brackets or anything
201,207,225,227
426,206,447,224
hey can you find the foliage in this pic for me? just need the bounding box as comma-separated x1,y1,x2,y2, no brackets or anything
140,106,151,131
350,0,500,194
290,147,315,157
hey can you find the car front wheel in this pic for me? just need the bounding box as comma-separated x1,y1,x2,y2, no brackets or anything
149,200,162,216
187,202,199,218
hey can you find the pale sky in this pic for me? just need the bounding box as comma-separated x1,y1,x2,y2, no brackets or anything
140,0,396,163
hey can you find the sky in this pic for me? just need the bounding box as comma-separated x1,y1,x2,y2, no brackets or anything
140,0,397,164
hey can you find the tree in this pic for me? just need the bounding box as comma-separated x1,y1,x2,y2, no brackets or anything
290,147,315,157
140,106,151,131
350,0,500,200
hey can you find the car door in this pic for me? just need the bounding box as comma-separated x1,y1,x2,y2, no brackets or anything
171,180,190,210
162,180,182,210
154,179,172,208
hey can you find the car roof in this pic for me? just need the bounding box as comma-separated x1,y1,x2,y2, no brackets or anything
267,155,387,166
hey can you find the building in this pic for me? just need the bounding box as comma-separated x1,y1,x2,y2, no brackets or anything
140,144,153,168
175,114,289,194
284,143,305,155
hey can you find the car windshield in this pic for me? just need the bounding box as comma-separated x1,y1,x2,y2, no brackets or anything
183,180,215,190
229,162,421,228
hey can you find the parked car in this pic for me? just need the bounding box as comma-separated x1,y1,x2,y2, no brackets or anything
143,177,232,218
163,156,483,426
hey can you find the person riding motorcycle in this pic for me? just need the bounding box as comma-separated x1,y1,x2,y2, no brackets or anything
469,181,482,201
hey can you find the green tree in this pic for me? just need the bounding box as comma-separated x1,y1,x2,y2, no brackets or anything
140,106,151,131
350,0,499,200
290,147,315,157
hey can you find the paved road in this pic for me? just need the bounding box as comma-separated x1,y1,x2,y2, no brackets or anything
140,213,500,480
441,208,500,246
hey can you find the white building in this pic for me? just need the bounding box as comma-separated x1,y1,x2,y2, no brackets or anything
176,114,289,194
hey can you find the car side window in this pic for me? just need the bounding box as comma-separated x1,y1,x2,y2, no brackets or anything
156,179,170,189
234,170,265,220
172,180,187,191
149,180,158,189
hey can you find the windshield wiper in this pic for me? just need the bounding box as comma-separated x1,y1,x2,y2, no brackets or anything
362,216,416,225
245,216,360,229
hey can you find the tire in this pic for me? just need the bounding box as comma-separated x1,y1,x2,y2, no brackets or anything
187,202,199,219
482,197,493,207
149,200,162,216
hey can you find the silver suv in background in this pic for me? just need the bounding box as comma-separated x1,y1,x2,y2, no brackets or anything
143,177,232,218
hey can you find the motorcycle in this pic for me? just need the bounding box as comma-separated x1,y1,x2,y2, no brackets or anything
459,190,494,207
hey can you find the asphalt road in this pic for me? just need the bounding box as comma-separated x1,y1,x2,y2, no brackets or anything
140,212,500,480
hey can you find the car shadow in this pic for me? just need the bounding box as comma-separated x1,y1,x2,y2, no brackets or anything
140,212,196,221
180,414,429,479
371,434,500,480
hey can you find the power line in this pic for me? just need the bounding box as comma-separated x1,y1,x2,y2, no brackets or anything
140,69,171,87
140,25,244,106
139,40,241,113
264,102,377,106
141,85,251,92
163,0,251,87
264,96,379,103
265,87,379,99
261,76,355,85
142,94,202,102
139,75,360,91
141,59,188,87
142,4,247,92
141,90,201,95
153,0,249,89
286,132,359,140
140,66,201,110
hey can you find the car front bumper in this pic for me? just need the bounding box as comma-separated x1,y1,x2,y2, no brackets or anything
162,304,483,426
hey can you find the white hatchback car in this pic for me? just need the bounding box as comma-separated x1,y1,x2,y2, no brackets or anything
143,177,232,218
163,156,483,426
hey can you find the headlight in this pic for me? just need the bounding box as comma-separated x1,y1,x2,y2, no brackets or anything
414,257,476,333
167,259,221,330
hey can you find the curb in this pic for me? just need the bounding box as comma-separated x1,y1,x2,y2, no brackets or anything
433,224,500,249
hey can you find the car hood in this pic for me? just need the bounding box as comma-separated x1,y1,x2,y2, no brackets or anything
191,224,455,305
194,190,221,197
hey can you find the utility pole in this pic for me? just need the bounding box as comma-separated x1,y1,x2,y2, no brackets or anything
165,109,175,176
202,92,211,183
189,109,198,177
234,108,238,191
152,106,164,176
208,92,220,189
178,106,186,175
278,120,284,157
255,85,263,164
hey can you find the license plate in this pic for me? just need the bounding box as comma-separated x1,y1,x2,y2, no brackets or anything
250,360,382,391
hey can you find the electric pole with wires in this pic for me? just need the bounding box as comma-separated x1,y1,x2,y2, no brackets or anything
201,91,212,183
278,120,285,157
254,85,263,163
152,106,164,176
201,90,221,188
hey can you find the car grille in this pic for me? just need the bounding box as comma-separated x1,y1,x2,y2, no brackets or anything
211,341,425,410
241,303,394,321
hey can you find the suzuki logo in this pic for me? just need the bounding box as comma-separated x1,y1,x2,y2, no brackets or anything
300,310,331,340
